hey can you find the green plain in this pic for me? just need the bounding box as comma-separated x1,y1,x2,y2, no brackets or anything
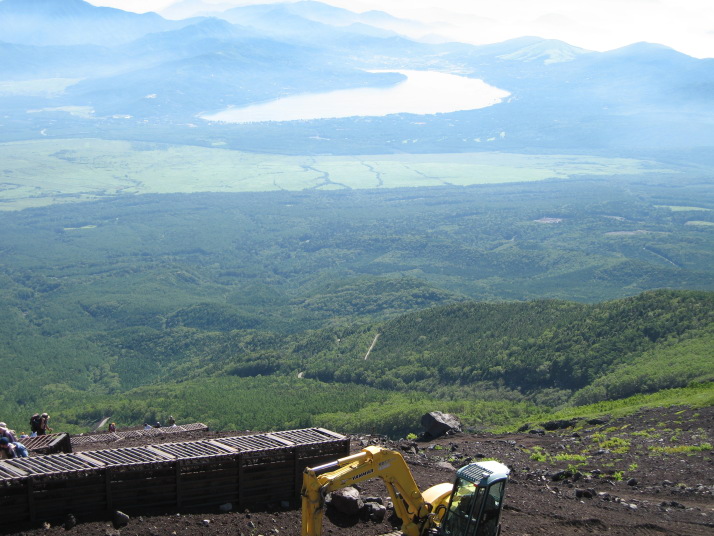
0,138,674,210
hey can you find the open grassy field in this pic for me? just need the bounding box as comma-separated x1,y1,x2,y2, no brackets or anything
0,138,676,210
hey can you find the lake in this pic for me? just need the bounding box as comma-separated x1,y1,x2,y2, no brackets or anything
201,70,510,123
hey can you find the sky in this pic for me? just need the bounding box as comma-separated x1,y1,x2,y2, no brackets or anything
85,0,714,58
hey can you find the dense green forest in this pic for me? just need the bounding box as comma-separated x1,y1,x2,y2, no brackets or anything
1,178,713,436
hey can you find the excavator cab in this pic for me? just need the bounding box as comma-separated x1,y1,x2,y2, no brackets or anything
438,460,510,536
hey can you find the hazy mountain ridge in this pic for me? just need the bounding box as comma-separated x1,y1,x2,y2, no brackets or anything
205,0,429,39
495,38,591,64
0,0,191,46
0,41,118,79
0,0,712,153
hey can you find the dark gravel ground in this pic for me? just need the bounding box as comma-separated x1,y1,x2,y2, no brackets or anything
7,405,713,536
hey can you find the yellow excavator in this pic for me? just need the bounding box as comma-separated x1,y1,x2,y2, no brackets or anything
302,445,510,536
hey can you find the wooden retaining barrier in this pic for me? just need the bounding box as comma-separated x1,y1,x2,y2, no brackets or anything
20,434,72,455
0,428,349,527
69,422,209,448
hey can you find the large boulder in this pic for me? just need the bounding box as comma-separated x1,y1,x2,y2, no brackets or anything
421,411,462,438
364,502,387,522
112,510,130,528
328,487,363,515
541,418,578,431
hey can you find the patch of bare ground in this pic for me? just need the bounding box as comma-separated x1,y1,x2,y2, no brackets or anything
7,406,713,535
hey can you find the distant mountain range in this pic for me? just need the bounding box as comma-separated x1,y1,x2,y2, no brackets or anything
0,0,712,155
162,0,434,40
0,0,191,46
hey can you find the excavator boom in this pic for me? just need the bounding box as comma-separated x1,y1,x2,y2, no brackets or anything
301,445,509,536
302,446,439,536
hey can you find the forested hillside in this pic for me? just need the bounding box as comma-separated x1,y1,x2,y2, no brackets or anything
1,178,713,437
1,282,712,436
300,290,714,395
93,287,714,395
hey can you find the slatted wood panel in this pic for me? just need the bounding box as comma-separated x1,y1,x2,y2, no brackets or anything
153,440,237,459
240,447,296,505
19,433,72,455
215,434,292,451
272,427,346,443
2,453,92,476
178,457,240,509
70,423,209,447
0,428,349,527
0,463,28,479
79,446,174,468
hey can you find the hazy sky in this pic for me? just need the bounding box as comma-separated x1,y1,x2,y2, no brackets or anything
86,0,714,58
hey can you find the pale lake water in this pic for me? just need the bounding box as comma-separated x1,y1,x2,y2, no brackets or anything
201,70,510,123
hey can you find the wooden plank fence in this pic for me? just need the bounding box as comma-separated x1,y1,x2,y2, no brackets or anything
0,428,349,527
69,423,209,448
19,434,72,455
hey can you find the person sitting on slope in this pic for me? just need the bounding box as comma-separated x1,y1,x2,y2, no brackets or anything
0,423,17,443
0,437,29,458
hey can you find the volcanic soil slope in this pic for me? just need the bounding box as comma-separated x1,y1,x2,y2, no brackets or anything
13,405,714,536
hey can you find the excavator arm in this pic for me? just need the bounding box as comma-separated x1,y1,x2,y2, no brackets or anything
301,445,449,536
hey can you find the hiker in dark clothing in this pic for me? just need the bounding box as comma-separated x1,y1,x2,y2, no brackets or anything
30,414,41,435
38,413,51,435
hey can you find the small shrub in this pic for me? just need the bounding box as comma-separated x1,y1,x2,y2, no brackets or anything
649,442,712,455
590,432,607,442
529,447,547,462
552,454,588,462
599,436,631,453
567,462,586,474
